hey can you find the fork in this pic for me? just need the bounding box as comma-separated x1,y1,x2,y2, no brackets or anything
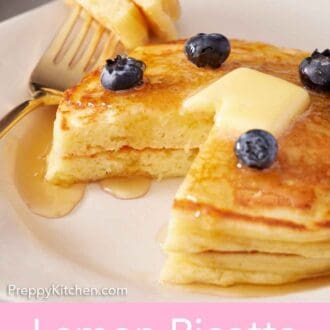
0,4,120,139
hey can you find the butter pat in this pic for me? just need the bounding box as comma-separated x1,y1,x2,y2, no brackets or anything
183,68,310,138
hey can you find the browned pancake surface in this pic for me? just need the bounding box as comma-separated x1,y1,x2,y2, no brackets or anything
166,42,330,231
60,40,317,123
60,40,329,231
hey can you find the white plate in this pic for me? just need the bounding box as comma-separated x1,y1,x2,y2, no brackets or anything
0,0,329,302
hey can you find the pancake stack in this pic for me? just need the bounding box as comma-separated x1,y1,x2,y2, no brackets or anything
46,37,330,286
162,44,330,286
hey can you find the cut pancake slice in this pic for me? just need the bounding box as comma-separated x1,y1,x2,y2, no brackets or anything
46,41,220,185
47,146,197,185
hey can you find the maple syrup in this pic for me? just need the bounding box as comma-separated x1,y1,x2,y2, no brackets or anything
156,223,168,246
14,108,86,218
100,176,152,199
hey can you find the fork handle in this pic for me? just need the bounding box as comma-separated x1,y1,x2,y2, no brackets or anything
0,90,63,140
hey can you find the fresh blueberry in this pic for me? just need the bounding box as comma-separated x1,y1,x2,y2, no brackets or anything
234,129,278,170
299,49,330,92
101,55,146,91
185,33,231,69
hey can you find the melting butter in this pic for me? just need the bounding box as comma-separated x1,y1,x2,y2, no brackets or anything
183,68,310,138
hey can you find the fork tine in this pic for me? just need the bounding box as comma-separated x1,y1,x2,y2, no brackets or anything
76,23,105,72
61,14,93,67
31,4,124,92
51,5,82,62
100,31,121,63
86,31,121,72
84,30,121,73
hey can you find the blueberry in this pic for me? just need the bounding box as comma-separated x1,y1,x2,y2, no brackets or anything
234,129,278,170
299,49,330,92
101,55,146,91
185,33,231,69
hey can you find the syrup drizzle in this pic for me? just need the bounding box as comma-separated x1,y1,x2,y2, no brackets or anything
13,107,151,218
156,223,168,246
14,108,86,218
100,177,152,199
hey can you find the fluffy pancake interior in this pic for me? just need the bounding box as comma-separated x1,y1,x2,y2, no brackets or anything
47,147,197,185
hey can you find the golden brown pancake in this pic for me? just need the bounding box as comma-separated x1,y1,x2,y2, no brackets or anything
47,39,328,186
161,40,330,287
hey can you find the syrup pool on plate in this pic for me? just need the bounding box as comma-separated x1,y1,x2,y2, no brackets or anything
13,106,152,218
100,176,152,199
156,223,168,246
14,107,86,218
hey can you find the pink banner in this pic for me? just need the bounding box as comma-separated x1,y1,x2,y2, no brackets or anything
0,303,329,330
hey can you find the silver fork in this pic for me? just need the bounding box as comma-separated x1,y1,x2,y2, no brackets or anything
0,4,120,139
